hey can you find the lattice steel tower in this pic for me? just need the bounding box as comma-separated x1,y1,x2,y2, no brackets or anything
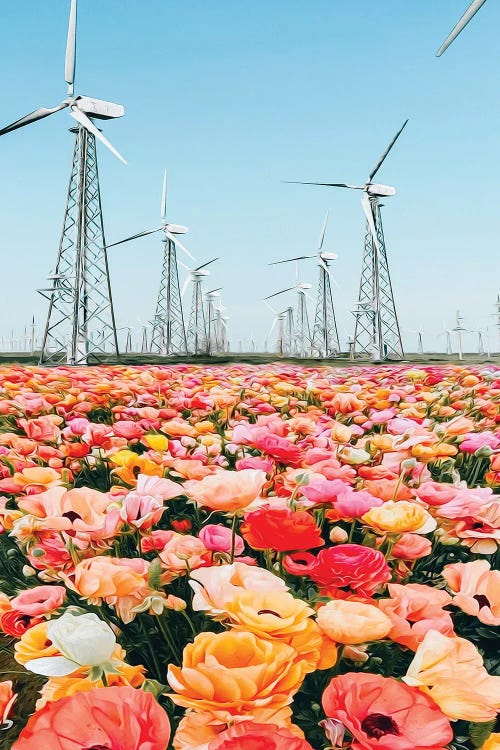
311,213,340,357
107,170,194,356
288,120,408,361
0,0,126,365
39,126,119,364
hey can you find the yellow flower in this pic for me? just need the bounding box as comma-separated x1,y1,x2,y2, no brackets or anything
362,500,437,535
142,433,169,452
15,621,60,665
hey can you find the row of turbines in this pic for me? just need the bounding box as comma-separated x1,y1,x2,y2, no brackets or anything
0,0,492,365
0,0,229,365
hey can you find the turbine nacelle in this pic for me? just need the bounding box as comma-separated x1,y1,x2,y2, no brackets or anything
164,224,188,235
72,96,125,120
366,183,396,197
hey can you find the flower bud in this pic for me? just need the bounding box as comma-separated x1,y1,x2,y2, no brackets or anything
329,526,349,543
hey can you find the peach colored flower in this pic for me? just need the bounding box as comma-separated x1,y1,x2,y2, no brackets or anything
0,680,16,728
189,562,288,616
184,469,266,512
208,722,314,750
316,599,392,645
362,500,437,535
391,533,432,560
404,630,500,721
378,583,454,651
442,560,500,626
168,630,307,722
158,533,209,578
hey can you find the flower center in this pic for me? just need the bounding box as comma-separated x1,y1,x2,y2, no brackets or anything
473,594,490,609
257,609,281,617
361,713,400,739
62,510,82,523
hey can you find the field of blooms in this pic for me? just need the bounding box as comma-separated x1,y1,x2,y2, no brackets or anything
0,363,499,750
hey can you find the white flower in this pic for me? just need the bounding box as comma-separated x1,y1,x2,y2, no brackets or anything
24,612,116,677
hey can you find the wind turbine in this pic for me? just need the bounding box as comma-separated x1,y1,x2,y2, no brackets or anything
270,213,340,357
265,281,313,357
107,170,194,356
286,120,408,361
409,327,424,355
205,288,223,355
264,300,288,356
181,258,218,355
436,0,488,56
454,310,466,360
494,294,500,355
0,0,126,365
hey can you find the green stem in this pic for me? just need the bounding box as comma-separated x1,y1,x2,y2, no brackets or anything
140,619,163,681
229,513,238,563
181,609,197,638
156,615,181,665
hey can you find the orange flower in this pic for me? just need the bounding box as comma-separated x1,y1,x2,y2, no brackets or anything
184,469,267,512
443,560,500,625
12,686,170,750
316,599,392,645
15,621,60,665
168,630,307,721
481,734,500,750
404,630,500,721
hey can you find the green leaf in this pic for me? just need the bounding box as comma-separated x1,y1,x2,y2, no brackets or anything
142,679,167,698
470,720,496,748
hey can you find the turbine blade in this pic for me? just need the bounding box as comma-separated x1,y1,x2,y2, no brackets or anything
164,230,196,261
178,259,190,271
436,0,487,56
181,275,192,298
107,228,162,248
283,181,363,189
268,317,278,337
70,108,127,163
195,257,218,272
269,256,313,266
65,0,77,92
264,287,295,300
318,210,329,250
263,299,278,315
368,120,408,182
0,103,68,136
361,194,380,251
161,169,167,221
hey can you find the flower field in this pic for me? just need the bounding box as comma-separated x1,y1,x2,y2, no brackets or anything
0,363,499,749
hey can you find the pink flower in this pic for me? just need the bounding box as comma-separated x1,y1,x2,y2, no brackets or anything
392,533,432,560
415,482,459,507
199,524,245,556
334,488,384,518
10,586,66,617
120,492,165,530
18,416,62,442
459,431,500,453
235,456,274,472
113,420,145,440
301,479,349,505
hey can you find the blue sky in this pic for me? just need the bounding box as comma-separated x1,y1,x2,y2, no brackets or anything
0,0,499,353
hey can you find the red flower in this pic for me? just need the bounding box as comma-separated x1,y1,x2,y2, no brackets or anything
322,672,452,750
12,686,170,750
284,544,390,596
172,518,193,533
241,506,325,552
0,611,42,637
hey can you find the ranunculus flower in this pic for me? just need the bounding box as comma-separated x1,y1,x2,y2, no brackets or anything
362,500,437,535
322,672,453,750
208,722,313,750
481,734,500,750
184,469,267,512
0,680,16,728
12,685,170,750
14,621,60,665
189,562,288,615
10,585,66,617
285,544,390,597
404,630,500,721
24,612,116,676
316,599,392,644
391,533,432,560
378,584,454,651
252,433,304,466
241,506,324,551
199,524,245,556
442,559,500,625
168,630,307,721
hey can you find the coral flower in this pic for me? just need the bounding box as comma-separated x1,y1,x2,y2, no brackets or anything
168,630,307,722
241,506,324,551
322,672,453,750
442,559,500,625
378,584,454,651
208,722,314,750
316,599,392,645
12,685,170,750
184,469,267,512
404,630,500,721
